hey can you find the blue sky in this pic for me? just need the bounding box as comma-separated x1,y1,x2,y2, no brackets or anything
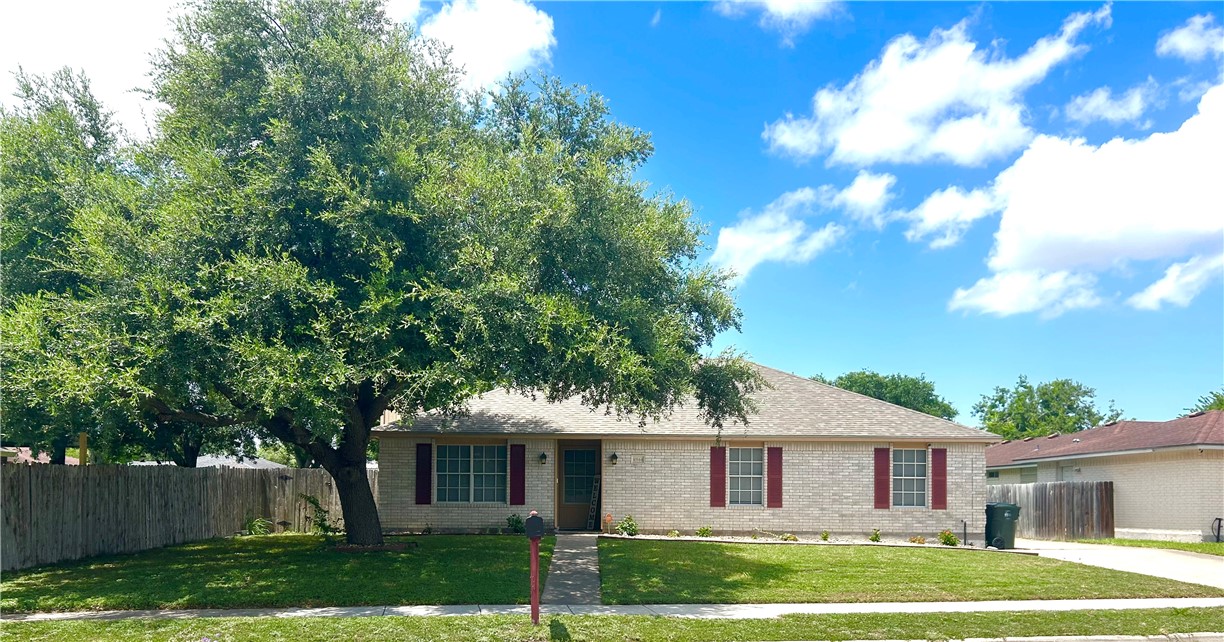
2,1,1221,423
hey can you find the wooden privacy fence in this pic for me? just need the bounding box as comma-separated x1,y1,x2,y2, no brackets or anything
987,481,1114,541
0,464,378,572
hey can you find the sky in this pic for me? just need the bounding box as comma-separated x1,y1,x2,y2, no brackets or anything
2,0,1222,424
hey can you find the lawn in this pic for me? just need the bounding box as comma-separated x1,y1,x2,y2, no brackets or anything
1078,538,1224,557
599,539,1224,604
0,534,553,613
3,608,1222,641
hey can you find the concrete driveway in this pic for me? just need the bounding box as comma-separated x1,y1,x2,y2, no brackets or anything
1015,539,1224,590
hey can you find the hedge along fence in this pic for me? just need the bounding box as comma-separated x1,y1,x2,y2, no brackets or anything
0,464,378,572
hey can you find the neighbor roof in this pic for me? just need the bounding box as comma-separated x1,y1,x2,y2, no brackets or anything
985,410,1224,468
375,364,997,442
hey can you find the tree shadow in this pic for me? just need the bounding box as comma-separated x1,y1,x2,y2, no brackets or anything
548,617,572,641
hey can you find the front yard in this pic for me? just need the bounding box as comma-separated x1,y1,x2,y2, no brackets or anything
0,534,554,613
1078,538,1224,556
598,539,1224,604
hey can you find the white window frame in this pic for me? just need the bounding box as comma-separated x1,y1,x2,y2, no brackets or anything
436,444,508,504
728,447,763,506
892,448,927,508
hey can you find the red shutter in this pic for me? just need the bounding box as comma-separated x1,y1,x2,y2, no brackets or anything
710,446,726,507
931,448,947,510
510,444,526,506
873,447,890,509
415,443,432,505
766,447,783,508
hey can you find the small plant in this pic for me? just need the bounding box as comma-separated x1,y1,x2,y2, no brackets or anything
909,535,926,545
820,530,830,541
666,529,681,538
421,523,433,535
750,531,759,540
299,494,338,536
242,514,273,536
695,525,713,538
779,533,798,542
938,529,960,546
869,528,881,542
507,513,526,534
615,515,639,536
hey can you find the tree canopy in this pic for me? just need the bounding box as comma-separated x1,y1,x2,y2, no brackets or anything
810,370,958,420
0,0,762,545
1185,388,1224,415
972,376,1122,439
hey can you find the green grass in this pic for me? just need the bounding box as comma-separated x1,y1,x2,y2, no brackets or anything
3,608,1222,641
1078,538,1224,556
599,539,1224,604
0,534,553,613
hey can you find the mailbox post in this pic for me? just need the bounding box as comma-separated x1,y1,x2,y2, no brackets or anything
524,510,545,625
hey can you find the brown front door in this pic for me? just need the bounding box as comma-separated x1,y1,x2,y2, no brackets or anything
557,442,600,530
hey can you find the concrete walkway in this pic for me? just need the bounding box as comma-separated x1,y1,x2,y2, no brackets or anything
540,533,601,605
7,597,1224,622
1014,539,1224,590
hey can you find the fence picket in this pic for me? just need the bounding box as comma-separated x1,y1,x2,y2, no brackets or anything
987,481,1114,541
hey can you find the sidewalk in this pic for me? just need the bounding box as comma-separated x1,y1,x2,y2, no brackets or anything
1014,539,1224,590
6,597,1224,622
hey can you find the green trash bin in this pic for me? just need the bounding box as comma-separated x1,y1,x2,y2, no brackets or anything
985,502,1020,549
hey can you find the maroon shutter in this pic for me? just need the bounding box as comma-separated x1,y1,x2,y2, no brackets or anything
931,448,947,510
415,443,432,505
873,447,890,509
766,447,783,508
710,446,726,507
510,444,526,505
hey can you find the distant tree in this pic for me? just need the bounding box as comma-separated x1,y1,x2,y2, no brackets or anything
810,370,958,420
973,376,1122,439
1185,388,1224,415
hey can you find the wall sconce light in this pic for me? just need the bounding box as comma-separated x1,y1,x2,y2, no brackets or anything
609,453,619,465
539,452,548,465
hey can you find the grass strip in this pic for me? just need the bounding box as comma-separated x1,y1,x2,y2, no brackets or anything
1076,539,1224,557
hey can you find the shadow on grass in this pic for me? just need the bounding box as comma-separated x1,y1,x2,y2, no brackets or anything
548,618,572,641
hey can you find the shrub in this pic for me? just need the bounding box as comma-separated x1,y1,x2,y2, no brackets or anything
820,530,830,541
695,525,713,538
939,529,960,546
909,535,926,545
868,528,881,542
779,533,798,542
242,514,273,536
666,529,681,538
299,494,338,536
615,515,639,537
506,514,526,534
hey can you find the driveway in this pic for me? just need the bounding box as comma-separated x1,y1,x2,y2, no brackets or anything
1015,539,1224,590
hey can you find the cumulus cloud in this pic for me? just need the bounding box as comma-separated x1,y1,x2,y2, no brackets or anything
947,83,1224,317
763,5,1111,166
1064,79,1159,126
419,0,556,92
1157,14,1224,62
902,186,998,249
830,170,897,228
715,0,839,45
709,188,845,285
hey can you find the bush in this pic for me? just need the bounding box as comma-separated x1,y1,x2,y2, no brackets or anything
909,535,926,545
506,514,525,534
242,514,273,536
695,525,713,538
666,530,681,538
869,528,881,543
299,494,338,536
779,533,798,542
615,515,639,537
939,529,960,546
820,530,830,541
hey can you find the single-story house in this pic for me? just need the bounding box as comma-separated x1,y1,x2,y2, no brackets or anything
374,364,999,540
985,410,1224,542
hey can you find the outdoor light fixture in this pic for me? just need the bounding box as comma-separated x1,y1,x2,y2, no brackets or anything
609,453,619,465
539,452,548,465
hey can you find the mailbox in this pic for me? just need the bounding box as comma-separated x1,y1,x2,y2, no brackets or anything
525,513,545,539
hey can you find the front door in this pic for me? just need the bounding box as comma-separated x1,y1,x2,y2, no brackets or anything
557,443,600,530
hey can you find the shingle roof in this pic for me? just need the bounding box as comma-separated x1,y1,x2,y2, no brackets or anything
985,410,1224,467
374,363,997,442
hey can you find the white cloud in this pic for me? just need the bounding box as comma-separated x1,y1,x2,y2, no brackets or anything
1127,253,1224,310
830,170,897,228
763,5,1111,166
651,8,662,28
1065,79,1158,126
715,0,839,45
947,82,1224,317
419,0,555,92
1157,14,1224,63
902,186,998,249
709,188,845,285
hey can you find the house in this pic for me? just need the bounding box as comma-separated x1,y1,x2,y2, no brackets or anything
985,410,1224,542
373,364,998,540
0,447,80,465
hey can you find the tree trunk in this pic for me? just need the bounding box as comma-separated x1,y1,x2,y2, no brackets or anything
174,435,201,467
49,437,68,465
328,461,383,545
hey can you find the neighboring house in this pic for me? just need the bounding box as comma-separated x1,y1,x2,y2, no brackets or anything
985,410,1224,542
374,364,998,540
0,447,80,465
129,455,287,469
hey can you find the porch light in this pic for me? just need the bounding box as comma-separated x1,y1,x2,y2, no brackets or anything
539,452,548,465
609,453,618,465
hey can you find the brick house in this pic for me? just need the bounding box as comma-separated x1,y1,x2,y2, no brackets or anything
374,364,998,540
985,410,1224,542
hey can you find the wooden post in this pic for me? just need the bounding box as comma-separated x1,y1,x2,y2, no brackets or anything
78,433,88,466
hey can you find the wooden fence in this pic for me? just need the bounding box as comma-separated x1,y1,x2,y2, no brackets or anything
987,481,1114,541
0,464,378,572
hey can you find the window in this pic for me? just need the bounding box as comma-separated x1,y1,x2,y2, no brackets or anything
892,448,926,507
436,444,507,503
986,470,1000,479
563,449,596,504
728,447,763,505
1020,468,1038,483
